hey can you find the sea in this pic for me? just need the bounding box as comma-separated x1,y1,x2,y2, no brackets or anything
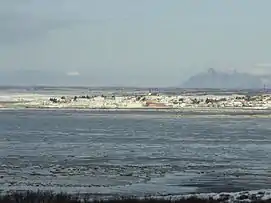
0,86,271,199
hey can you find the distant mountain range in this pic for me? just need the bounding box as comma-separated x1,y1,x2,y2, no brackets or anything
182,68,271,89
0,70,91,86
1,69,271,89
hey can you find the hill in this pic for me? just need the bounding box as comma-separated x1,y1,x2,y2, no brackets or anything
182,68,265,89
0,70,90,86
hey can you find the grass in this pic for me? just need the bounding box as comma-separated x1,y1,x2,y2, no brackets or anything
0,191,270,203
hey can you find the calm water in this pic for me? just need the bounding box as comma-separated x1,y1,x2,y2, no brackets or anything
0,109,271,196
0,86,267,97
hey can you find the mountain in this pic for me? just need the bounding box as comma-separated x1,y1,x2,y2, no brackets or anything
182,68,265,89
0,70,90,86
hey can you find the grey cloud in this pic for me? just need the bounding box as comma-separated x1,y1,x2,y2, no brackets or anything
0,1,88,44
0,0,151,45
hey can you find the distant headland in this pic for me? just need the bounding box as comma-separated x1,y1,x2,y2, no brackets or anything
182,68,271,89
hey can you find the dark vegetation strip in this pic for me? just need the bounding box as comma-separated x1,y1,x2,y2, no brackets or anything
0,191,270,203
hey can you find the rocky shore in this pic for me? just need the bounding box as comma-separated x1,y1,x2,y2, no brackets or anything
1,189,271,203
1,92,271,110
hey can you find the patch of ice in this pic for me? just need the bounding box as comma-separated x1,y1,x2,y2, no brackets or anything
149,189,271,203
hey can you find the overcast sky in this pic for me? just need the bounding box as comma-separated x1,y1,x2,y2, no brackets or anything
0,0,271,86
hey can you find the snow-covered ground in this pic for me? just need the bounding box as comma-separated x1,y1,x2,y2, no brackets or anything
151,189,271,203
0,92,271,111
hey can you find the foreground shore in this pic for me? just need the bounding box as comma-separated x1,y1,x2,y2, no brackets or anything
1,190,271,203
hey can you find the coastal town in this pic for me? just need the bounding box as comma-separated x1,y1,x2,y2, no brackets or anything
1,91,271,110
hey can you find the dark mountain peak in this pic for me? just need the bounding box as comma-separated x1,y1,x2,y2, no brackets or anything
207,68,216,75
182,69,264,89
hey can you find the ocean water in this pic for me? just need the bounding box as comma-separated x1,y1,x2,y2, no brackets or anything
0,109,271,197
0,86,267,98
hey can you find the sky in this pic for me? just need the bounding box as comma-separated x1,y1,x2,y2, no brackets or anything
0,0,271,86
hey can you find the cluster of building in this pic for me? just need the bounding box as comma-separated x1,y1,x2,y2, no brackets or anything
35,93,271,109
1,92,271,109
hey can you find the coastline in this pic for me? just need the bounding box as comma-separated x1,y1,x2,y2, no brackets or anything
1,106,271,117
1,189,271,203
0,91,271,116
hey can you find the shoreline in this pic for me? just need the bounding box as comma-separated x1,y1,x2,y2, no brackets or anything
1,106,271,117
0,189,271,203
0,92,271,114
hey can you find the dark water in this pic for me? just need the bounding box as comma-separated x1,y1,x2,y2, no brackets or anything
0,86,267,97
0,109,271,196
